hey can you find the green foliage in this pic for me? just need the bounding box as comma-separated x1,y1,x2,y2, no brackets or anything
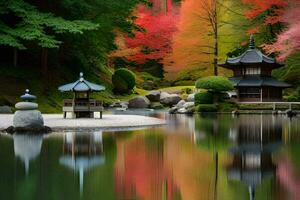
197,104,218,112
112,68,136,94
195,76,234,93
273,52,300,86
195,92,213,105
218,102,237,112
0,0,98,49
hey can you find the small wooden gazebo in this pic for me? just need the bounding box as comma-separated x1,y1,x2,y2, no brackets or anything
58,72,105,119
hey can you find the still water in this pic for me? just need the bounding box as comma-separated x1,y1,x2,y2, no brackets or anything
1,113,300,200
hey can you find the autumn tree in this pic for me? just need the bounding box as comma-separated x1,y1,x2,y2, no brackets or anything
110,0,179,78
165,0,249,79
242,0,287,43
263,1,300,60
125,4,178,64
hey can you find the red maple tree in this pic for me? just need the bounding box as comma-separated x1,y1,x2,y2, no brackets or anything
125,1,178,64
242,0,288,34
263,3,300,60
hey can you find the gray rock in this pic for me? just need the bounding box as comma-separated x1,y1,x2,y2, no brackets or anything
128,96,150,108
160,92,170,99
187,93,195,102
177,108,187,114
178,106,195,114
168,107,178,114
160,93,182,106
15,102,38,110
176,100,186,108
13,110,44,129
183,102,194,108
146,90,161,102
0,106,12,113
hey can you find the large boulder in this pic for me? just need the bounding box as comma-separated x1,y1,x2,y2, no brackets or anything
13,110,44,130
187,93,195,102
128,96,150,108
0,106,12,113
160,92,182,106
146,90,161,102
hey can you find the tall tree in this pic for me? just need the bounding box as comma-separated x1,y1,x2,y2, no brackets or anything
125,4,178,64
242,0,287,43
165,0,249,79
262,1,300,60
0,0,97,72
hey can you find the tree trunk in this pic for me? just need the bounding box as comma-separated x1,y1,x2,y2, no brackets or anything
213,0,218,76
41,48,48,75
41,48,49,93
13,48,18,67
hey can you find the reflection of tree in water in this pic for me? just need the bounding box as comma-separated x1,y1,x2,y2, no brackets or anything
114,131,181,200
195,114,234,200
59,131,105,195
227,115,283,200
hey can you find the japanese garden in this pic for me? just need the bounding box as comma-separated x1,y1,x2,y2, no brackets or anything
1,0,300,200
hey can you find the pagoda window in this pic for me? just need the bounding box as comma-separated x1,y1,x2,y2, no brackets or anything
245,67,261,75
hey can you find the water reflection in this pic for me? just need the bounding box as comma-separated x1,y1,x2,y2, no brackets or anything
13,134,44,175
227,115,282,200
59,131,105,194
0,114,300,200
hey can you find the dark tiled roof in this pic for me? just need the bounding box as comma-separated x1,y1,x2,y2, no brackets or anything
229,76,291,88
58,72,105,92
219,35,283,67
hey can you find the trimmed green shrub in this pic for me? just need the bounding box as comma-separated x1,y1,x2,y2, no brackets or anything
197,104,218,112
195,92,213,105
112,68,136,93
218,102,237,112
195,76,234,93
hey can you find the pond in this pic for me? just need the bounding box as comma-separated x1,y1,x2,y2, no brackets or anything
0,113,300,200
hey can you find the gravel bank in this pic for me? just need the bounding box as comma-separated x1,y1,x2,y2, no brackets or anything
0,114,166,132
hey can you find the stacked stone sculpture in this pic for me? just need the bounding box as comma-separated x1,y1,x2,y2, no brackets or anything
7,89,50,133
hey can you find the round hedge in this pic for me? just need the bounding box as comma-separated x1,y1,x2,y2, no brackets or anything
195,92,213,105
112,68,136,93
195,76,234,93
197,104,218,112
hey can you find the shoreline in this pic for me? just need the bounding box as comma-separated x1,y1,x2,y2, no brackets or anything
0,114,166,132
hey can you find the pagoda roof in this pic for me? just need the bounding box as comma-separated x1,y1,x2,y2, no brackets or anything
58,72,105,92
230,76,291,88
219,35,283,68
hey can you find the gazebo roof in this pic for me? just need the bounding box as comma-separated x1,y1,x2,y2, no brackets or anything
219,35,283,68
58,72,105,92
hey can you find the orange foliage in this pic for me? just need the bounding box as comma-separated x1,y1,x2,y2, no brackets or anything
164,0,215,79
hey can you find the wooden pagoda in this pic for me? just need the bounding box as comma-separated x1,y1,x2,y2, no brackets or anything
219,35,291,102
58,72,105,118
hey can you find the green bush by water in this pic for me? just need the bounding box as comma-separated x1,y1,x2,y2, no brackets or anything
197,104,218,112
195,92,213,105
